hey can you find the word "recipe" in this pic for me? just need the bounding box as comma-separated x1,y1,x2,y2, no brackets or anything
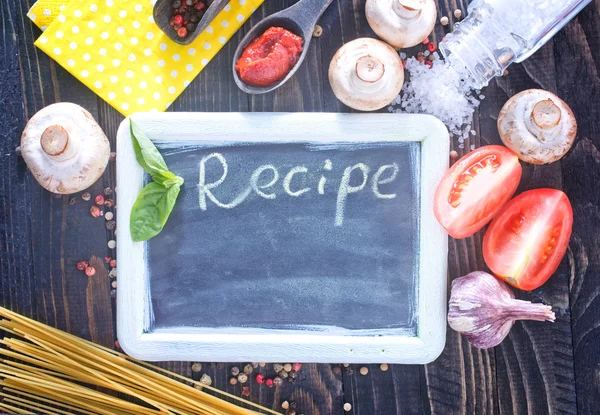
198,153,400,226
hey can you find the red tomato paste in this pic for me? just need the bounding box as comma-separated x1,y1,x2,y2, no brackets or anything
236,27,304,87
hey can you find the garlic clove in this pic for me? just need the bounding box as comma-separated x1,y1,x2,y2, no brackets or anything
21,103,110,194
448,271,555,349
498,89,577,165
365,0,437,49
329,38,404,111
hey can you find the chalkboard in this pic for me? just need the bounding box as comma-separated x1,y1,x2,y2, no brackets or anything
148,141,420,333
117,113,449,363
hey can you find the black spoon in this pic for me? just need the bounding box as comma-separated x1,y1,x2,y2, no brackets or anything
232,0,334,94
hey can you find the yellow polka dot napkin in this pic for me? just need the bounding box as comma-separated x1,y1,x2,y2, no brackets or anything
28,0,70,31
33,0,264,116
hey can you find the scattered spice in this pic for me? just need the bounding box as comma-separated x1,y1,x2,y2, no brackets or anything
230,377,238,385
108,268,117,278
241,386,250,397
427,42,437,53
109,152,116,161
104,257,111,263
231,366,240,376
273,377,283,387
292,363,302,372
69,197,76,206
105,212,114,221
255,374,265,384
440,16,449,26
114,340,120,349
288,411,296,415
191,362,202,372
108,240,116,249
332,366,341,375
243,364,254,375
104,198,115,208
422,38,429,45
290,401,297,409
454,9,462,19
313,24,323,37
283,363,292,372
111,280,117,289
95,195,105,205
343,403,352,412
81,192,91,201
450,150,459,159
199,374,212,386
76,260,89,271
109,259,117,269
90,206,102,217
110,289,117,298
258,362,266,368
343,363,350,367
104,187,113,196
380,363,389,372
252,362,259,368
503,69,509,77
273,364,284,373
359,367,369,375
265,378,274,388
169,0,207,38
281,401,289,410
106,220,116,230
279,370,288,379
85,266,96,277
237,373,248,384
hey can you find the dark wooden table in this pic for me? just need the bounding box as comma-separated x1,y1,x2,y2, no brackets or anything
2,0,600,413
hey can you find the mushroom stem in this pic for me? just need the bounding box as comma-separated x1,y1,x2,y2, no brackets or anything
394,0,423,19
355,55,385,83
525,98,562,143
40,125,75,161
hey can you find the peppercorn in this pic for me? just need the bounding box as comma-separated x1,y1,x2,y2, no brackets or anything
241,386,250,397
288,411,296,415
111,280,117,289
90,206,102,217
110,289,117,298
290,401,297,409
85,266,96,277
255,374,265,384
440,16,449,26
282,363,292,372
313,24,323,37
95,195,105,205
281,401,289,410
172,0,182,7
273,364,284,373
503,69,509,77
108,240,116,249
177,27,188,38
82,192,91,201
109,152,116,161
454,9,462,19
243,364,253,375
422,38,429,45
332,366,341,375
185,22,196,32
343,363,350,367
108,268,117,278
278,370,288,379
427,42,437,53
191,362,202,372
450,150,459,159
195,2,205,10
200,374,212,386
76,260,88,270
425,60,433,68
251,362,259,368
104,198,115,208
265,378,274,387
104,187,113,196
69,197,76,206
359,367,369,375
273,377,283,387
258,362,266,368
343,403,352,412
104,257,112,263
345,368,354,376
230,377,238,385
292,363,302,371
380,363,389,372
231,366,240,376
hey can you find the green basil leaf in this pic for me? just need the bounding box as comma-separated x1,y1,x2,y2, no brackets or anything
130,118,171,179
130,181,182,242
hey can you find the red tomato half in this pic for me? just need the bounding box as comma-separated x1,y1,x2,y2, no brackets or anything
434,146,522,239
483,189,573,290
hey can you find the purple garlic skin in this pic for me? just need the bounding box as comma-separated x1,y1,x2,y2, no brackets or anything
448,271,555,349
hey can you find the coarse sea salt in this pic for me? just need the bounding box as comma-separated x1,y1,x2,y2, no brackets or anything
390,57,480,146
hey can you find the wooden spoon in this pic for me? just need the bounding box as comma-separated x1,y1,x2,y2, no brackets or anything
232,0,334,94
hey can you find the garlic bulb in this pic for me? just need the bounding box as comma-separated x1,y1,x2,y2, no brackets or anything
448,271,555,349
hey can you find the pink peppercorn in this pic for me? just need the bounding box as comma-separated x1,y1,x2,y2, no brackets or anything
425,60,433,68
76,260,88,271
292,363,302,371
255,374,265,384
422,38,430,45
95,195,105,205
265,378,274,387
427,42,437,53
177,27,188,38
110,259,117,268
173,14,183,25
90,206,102,217
85,266,96,277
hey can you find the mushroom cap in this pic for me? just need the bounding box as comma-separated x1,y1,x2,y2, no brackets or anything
498,89,577,165
366,0,437,49
329,38,405,111
21,103,110,194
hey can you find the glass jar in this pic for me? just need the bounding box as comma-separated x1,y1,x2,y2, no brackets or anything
439,0,592,89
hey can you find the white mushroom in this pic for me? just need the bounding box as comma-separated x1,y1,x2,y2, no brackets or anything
498,89,577,165
21,103,111,194
329,38,404,111
365,0,437,49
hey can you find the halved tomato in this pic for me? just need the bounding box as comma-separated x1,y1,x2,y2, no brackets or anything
434,145,522,239
483,189,573,290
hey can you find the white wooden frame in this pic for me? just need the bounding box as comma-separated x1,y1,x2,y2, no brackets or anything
116,113,449,364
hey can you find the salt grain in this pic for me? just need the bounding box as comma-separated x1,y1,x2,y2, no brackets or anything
391,58,480,140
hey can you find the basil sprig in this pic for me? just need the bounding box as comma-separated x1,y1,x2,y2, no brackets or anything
129,119,184,242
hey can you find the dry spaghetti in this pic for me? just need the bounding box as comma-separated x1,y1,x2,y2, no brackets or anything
0,306,279,415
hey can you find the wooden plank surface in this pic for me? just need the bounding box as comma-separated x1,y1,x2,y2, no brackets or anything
1,0,599,413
